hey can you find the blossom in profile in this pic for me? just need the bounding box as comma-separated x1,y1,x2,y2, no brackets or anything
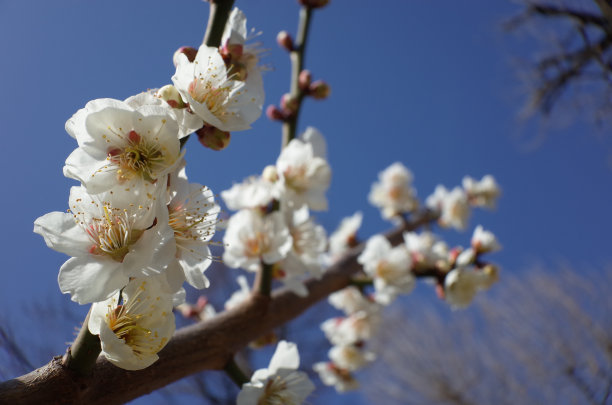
223,210,292,271
276,135,331,211
328,344,376,372
172,45,263,132
220,8,265,90
368,162,418,220
403,231,450,272
321,309,381,346
167,163,220,289
328,211,362,259
358,235,415,305
444,267,497,309
237,340,315,405
88,276,175,370
328,286,376,315
462,174,501,209
221,174,276,211
33,186,175,304
471,225,501,254
63,98,181,197
426,185,470,230
276,205,327,288
313,361,359,392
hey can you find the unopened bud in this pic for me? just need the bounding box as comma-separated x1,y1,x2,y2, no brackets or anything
309,80,331,99
266,105,285,121
196,126,231,151
298,70,312,91
157,85,185,108
262,165,279,183
281,93,299,113
276,31,294,51
173,46,198,67
299,0,330,8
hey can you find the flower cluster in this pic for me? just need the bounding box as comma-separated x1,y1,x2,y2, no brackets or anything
314,163,501,392
33,7,265,371
221,127,331,297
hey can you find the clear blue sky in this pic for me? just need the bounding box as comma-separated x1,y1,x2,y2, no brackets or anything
1,0,611,403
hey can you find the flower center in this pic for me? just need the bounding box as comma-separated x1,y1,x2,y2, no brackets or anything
188,79,231,118
245,231,268,258
106,283,168,358
258,376,294,405
108,130,165,183
86,206,143,262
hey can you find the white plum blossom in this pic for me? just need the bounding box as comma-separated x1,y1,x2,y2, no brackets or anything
223,210,292,271
276,136,331,211
368,162,418,220
357,235,415,305
33,186,175,304
463,174,501,209
172,45,263,132
426,185,470,230
221,175,276,211
279,205,327,279
225,275,251,310
63,98,182,198
299,126,327,159
328,344,376,372
471,225,501,254
220,8,265,92
321,309,381,346
125,87,204,139
328,286,375,315
404,231,451,272
328,211,362,259
88,276,175,370
237,340,315,405
313,361,359,392
456,247,476,267
167,164,220,289
444,267,497,309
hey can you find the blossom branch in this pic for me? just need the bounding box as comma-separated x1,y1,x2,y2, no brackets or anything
61,308,101,375
203,0,236,47
0,212,433,404
282,6,313,147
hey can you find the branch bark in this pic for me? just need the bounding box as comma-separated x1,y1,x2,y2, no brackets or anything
0,211,437,405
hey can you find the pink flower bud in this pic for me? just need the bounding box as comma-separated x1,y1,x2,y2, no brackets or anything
298,70,312,91
309,80,331,99
173,46,198,67
196,126,231,151
266,105,285,121
276,31,294,51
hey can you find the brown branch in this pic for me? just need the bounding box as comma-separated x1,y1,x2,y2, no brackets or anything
0,211,436,405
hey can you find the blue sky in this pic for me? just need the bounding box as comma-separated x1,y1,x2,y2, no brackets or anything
1,0,611,403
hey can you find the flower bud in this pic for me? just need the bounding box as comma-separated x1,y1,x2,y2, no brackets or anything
262,165,279,182
196,126,231,151
173,46,198,66
299,0,330,8
277,30,294,51
266,105,286,121
309,80,331,99
281,93,299,114
298,70,312,91
157,85,185,108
